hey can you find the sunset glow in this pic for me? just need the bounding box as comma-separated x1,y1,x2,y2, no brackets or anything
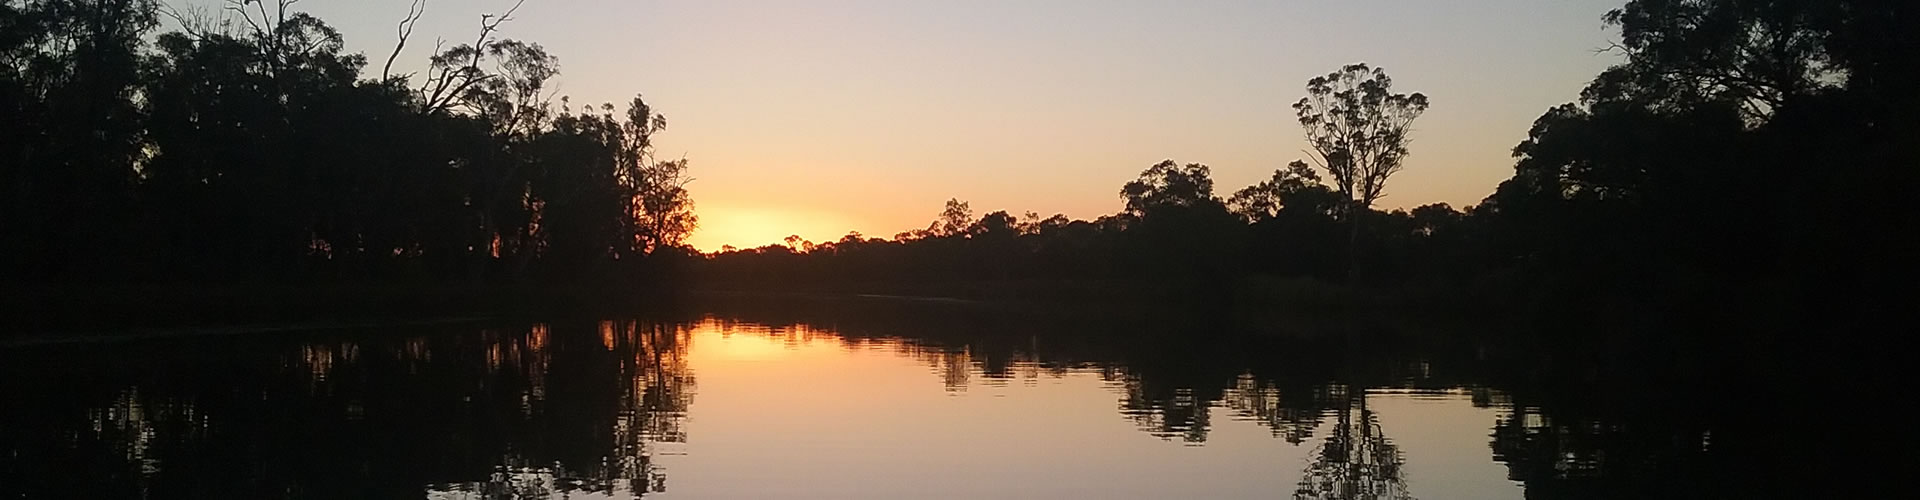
268,0,1627,252
687,204,865,252
9,0,1903,497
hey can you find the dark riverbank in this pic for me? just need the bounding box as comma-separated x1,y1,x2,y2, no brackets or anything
1,284,683,338
696,277,1511,332
3,277,1510,341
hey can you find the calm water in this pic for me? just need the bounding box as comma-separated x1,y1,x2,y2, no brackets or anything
0,300,1709,499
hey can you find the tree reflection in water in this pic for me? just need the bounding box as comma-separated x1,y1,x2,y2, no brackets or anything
1485,401,1717,499
425,320,692,499
0,302,1739,499
1223,373,1332,445
0,319,697,499
1291,386,1409,500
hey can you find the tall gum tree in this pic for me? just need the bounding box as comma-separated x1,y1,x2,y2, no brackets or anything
1291,63,1428,279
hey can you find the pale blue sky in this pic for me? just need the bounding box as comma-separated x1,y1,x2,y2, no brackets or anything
199,0,1625,250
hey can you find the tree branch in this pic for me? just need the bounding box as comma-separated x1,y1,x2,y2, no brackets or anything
382,0,426,81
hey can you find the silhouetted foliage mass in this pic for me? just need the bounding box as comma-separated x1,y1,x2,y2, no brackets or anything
1,0,697,286
697,0,1917,341
7,1,1915,359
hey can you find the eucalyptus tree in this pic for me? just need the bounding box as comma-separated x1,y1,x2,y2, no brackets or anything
1227,160,1332,223
927,198,974,238
1119,160,1241,282
1292,63,1428,279
1292,63,1429,219
1120,160,1220,218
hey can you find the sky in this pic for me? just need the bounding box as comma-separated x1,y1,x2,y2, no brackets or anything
215,0,1626,252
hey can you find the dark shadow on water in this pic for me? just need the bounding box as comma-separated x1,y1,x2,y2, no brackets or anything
0,320,692,499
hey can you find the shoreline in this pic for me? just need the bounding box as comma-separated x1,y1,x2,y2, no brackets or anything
2,283,676,338
0,315,499,349
2,279,1503,343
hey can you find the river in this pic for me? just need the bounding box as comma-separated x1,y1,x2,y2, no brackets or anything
0,297,1714,499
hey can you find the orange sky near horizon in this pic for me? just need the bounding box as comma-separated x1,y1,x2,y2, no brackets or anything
264,0,1626,252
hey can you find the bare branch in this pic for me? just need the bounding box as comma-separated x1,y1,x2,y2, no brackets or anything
254,1,271,38
421,0,529,112
383,0,427,81
223,0,264,39
158,2,227,40
499,0,527,23
1299,150,1330,171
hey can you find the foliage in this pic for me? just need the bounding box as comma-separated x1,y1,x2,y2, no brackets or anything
0,0,695,285
699,156,1482,289
1,0,157,280
1121,160,1220,217
6,0,1912,338
1228,160,1339,223
1292,63,1429,216
1480,0,1917,318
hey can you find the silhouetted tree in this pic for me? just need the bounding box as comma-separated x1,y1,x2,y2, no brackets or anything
1114,160,1242,284
927,198,973,238
1,0,696,287
1293,64,1428,216
1293,63,1429,280
1120,160,1218,217
1,0,156,281
1228,161,1327,223
1472,4,1918,494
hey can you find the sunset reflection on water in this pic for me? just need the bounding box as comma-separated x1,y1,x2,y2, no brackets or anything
3,313,1531,499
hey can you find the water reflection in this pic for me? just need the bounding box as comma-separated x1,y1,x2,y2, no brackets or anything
1293,388,1409,500
1223,374,1331,445
0,301,1727,499
425,320,692,499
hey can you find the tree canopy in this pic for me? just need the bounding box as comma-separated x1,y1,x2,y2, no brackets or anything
1,0,697,285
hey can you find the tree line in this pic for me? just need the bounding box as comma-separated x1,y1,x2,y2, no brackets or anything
700,0,1918,324
5,0,1912,323
698,63,1477,291
2,0,698,286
